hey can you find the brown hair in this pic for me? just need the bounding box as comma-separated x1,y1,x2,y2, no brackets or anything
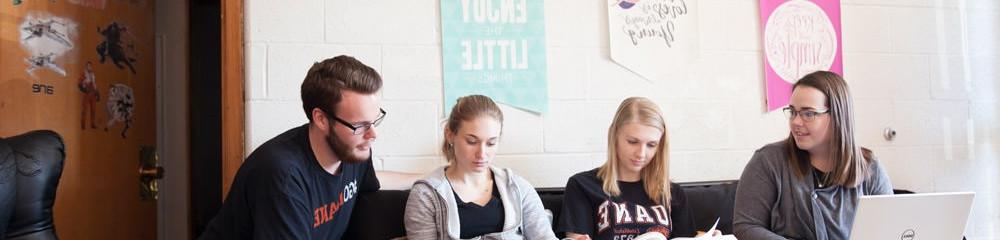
441,95,504,163
300,55,382,121
785,71,873,188
597,97,671,205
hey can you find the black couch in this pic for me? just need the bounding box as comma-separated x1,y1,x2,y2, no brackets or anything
344,180,740,239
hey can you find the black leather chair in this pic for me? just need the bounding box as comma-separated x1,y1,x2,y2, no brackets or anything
0,130,65,240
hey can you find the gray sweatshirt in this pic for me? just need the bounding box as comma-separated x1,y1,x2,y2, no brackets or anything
733,142,893,240
404,166,558,240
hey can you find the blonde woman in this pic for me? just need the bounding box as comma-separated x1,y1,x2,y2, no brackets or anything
558,97,706,240
733,71,893,240
404,95,557,240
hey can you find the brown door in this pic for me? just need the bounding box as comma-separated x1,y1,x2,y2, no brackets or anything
1,1,158,239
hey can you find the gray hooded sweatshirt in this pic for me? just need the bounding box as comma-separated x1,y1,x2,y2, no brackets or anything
404,166,558,240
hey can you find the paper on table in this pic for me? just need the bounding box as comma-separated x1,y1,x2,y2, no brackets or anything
673,217,738,240
633,232,666,240
705,217,720,237
672,235,738,240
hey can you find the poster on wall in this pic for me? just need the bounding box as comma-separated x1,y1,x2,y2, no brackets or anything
607,0,698,81
440,0,548,114
760,0,843,111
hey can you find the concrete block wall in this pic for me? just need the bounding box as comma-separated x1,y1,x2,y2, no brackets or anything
246,0,1000,238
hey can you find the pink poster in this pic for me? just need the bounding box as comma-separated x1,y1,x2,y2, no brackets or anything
760,0,843,111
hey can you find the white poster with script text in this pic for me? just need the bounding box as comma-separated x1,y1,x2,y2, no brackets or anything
608,0,698,81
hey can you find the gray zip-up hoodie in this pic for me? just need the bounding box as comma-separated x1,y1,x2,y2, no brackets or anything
404,166,558,240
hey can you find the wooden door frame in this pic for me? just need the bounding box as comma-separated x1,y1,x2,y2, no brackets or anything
221,0,244,198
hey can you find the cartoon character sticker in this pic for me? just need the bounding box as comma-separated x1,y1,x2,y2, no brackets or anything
24,52,65,76
79,62,100,129
104,83,134,138
19,13,77,78
96,22,138,74
22,18,73,48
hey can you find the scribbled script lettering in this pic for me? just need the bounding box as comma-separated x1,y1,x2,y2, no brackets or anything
621,0,688,47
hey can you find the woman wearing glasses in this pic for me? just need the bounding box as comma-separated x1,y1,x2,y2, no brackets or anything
404,95,557,240
733,71,893,240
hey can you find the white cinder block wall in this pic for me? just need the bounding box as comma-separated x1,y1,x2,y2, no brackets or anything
245,0,1000,238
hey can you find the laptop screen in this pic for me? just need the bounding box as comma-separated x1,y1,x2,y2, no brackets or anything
849,192,974,240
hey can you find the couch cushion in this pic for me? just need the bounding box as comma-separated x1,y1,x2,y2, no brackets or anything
344,190,410,239
680,181,738,235
537,188,565,237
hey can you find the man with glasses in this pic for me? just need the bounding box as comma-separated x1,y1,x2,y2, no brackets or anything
200,55,422,239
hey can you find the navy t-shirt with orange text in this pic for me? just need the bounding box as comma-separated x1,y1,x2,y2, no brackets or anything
199,124,380,239
558,169,695,240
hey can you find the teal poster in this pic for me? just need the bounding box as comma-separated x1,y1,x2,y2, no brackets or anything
441,0,548,114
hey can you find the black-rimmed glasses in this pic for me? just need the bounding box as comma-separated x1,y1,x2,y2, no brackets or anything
329,108,387,135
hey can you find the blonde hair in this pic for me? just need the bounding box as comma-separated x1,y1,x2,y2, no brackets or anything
441,95,504,163
597,97,671,205
786,71,873,188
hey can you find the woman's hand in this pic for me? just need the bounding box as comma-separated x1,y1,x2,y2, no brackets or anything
564,233,592,240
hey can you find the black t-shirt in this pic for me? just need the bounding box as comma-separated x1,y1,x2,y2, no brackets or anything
558,169,695,240
199,124,380,240
454,182,505,238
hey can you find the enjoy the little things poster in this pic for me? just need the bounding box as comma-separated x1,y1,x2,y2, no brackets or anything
441,0,548,114
760,0,843,111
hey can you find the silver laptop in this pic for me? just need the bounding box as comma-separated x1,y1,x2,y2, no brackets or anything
850,192,975,240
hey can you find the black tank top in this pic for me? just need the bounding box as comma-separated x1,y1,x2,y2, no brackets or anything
454,182,505,238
